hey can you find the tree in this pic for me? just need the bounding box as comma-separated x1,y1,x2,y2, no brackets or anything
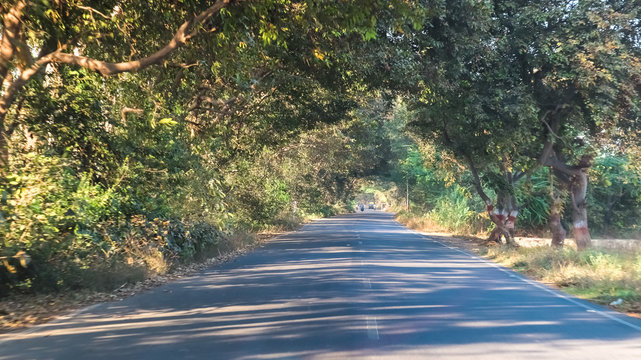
491,0,641,249
0,0,229,167
393,0,533,245
388,0,641,249
0,0,409,170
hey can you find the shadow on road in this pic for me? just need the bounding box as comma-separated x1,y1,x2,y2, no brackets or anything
2,212,641,359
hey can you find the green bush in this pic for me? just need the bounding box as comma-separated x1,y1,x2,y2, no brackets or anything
0,152,229,295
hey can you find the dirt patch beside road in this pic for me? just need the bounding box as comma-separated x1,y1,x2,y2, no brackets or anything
0,232,283,334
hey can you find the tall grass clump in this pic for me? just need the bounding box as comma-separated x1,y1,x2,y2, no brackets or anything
396,187,486,235
428,190,481,234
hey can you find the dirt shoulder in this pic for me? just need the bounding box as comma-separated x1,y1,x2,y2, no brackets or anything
0,232,284,334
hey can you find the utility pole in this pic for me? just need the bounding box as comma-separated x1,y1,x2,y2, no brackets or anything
406,177,409,211
401,144,412,213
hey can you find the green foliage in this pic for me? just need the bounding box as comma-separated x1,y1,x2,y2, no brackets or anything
3,0,432,295
515,169,552,231
588,154,641,237
0,154,117,258
428,186,481,234
0,152,228,294
389,0,641,244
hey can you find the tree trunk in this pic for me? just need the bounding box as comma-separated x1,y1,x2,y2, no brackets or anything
0,1,27,173
0,129,7,171
549,211,566,247
486,203,518,246
571,169,592,250
549,172,566,247
0,103,6,161
462,154,519,247
487,227,501,244
505,210,518,245
502,192,518,245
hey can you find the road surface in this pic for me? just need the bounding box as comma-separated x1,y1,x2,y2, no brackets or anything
1,212,641,359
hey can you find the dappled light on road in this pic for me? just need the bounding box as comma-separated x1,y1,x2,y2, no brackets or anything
2,212,641,359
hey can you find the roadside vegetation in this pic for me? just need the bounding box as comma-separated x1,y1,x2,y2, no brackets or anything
0,0,406,298
397,206,641,314
484,246,641,313
391,133,641,313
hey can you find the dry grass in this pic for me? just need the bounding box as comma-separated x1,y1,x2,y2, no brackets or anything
397,212,449,233
483,246,641,311
396,211,486,238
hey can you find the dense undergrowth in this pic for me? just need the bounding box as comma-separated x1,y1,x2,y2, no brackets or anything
0,155,308,296
0,146,352,297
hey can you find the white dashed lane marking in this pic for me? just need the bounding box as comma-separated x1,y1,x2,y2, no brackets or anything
366,316,379,340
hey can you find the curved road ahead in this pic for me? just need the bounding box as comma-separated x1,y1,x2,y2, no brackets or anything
2,212,641,359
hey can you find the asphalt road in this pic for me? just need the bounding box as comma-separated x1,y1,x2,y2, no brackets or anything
2,211,641,359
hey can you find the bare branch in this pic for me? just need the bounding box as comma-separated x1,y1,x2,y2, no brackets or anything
540,116,562,140
463,153,492,205
121,107,143,123
180,117,206,128
77,5,110,20
49,0,233,76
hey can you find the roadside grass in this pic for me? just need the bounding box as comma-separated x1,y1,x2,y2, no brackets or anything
396,211,468,235
396,212,641,315
482,246,641,312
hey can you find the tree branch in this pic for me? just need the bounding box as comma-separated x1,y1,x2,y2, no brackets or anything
535,104,568,171
569,189,581,213
0,54,51,120
77,5,110,20
543,156,583,177
463,153,492,205
0,1,26,86
121,107,143,123
48,0,233,76
540,116,562,140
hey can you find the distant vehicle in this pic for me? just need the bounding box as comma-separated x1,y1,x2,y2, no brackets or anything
369,202,375,209
360,204,365,212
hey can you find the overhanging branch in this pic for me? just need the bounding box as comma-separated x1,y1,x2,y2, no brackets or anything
544,156,583,177
47,0,233,76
